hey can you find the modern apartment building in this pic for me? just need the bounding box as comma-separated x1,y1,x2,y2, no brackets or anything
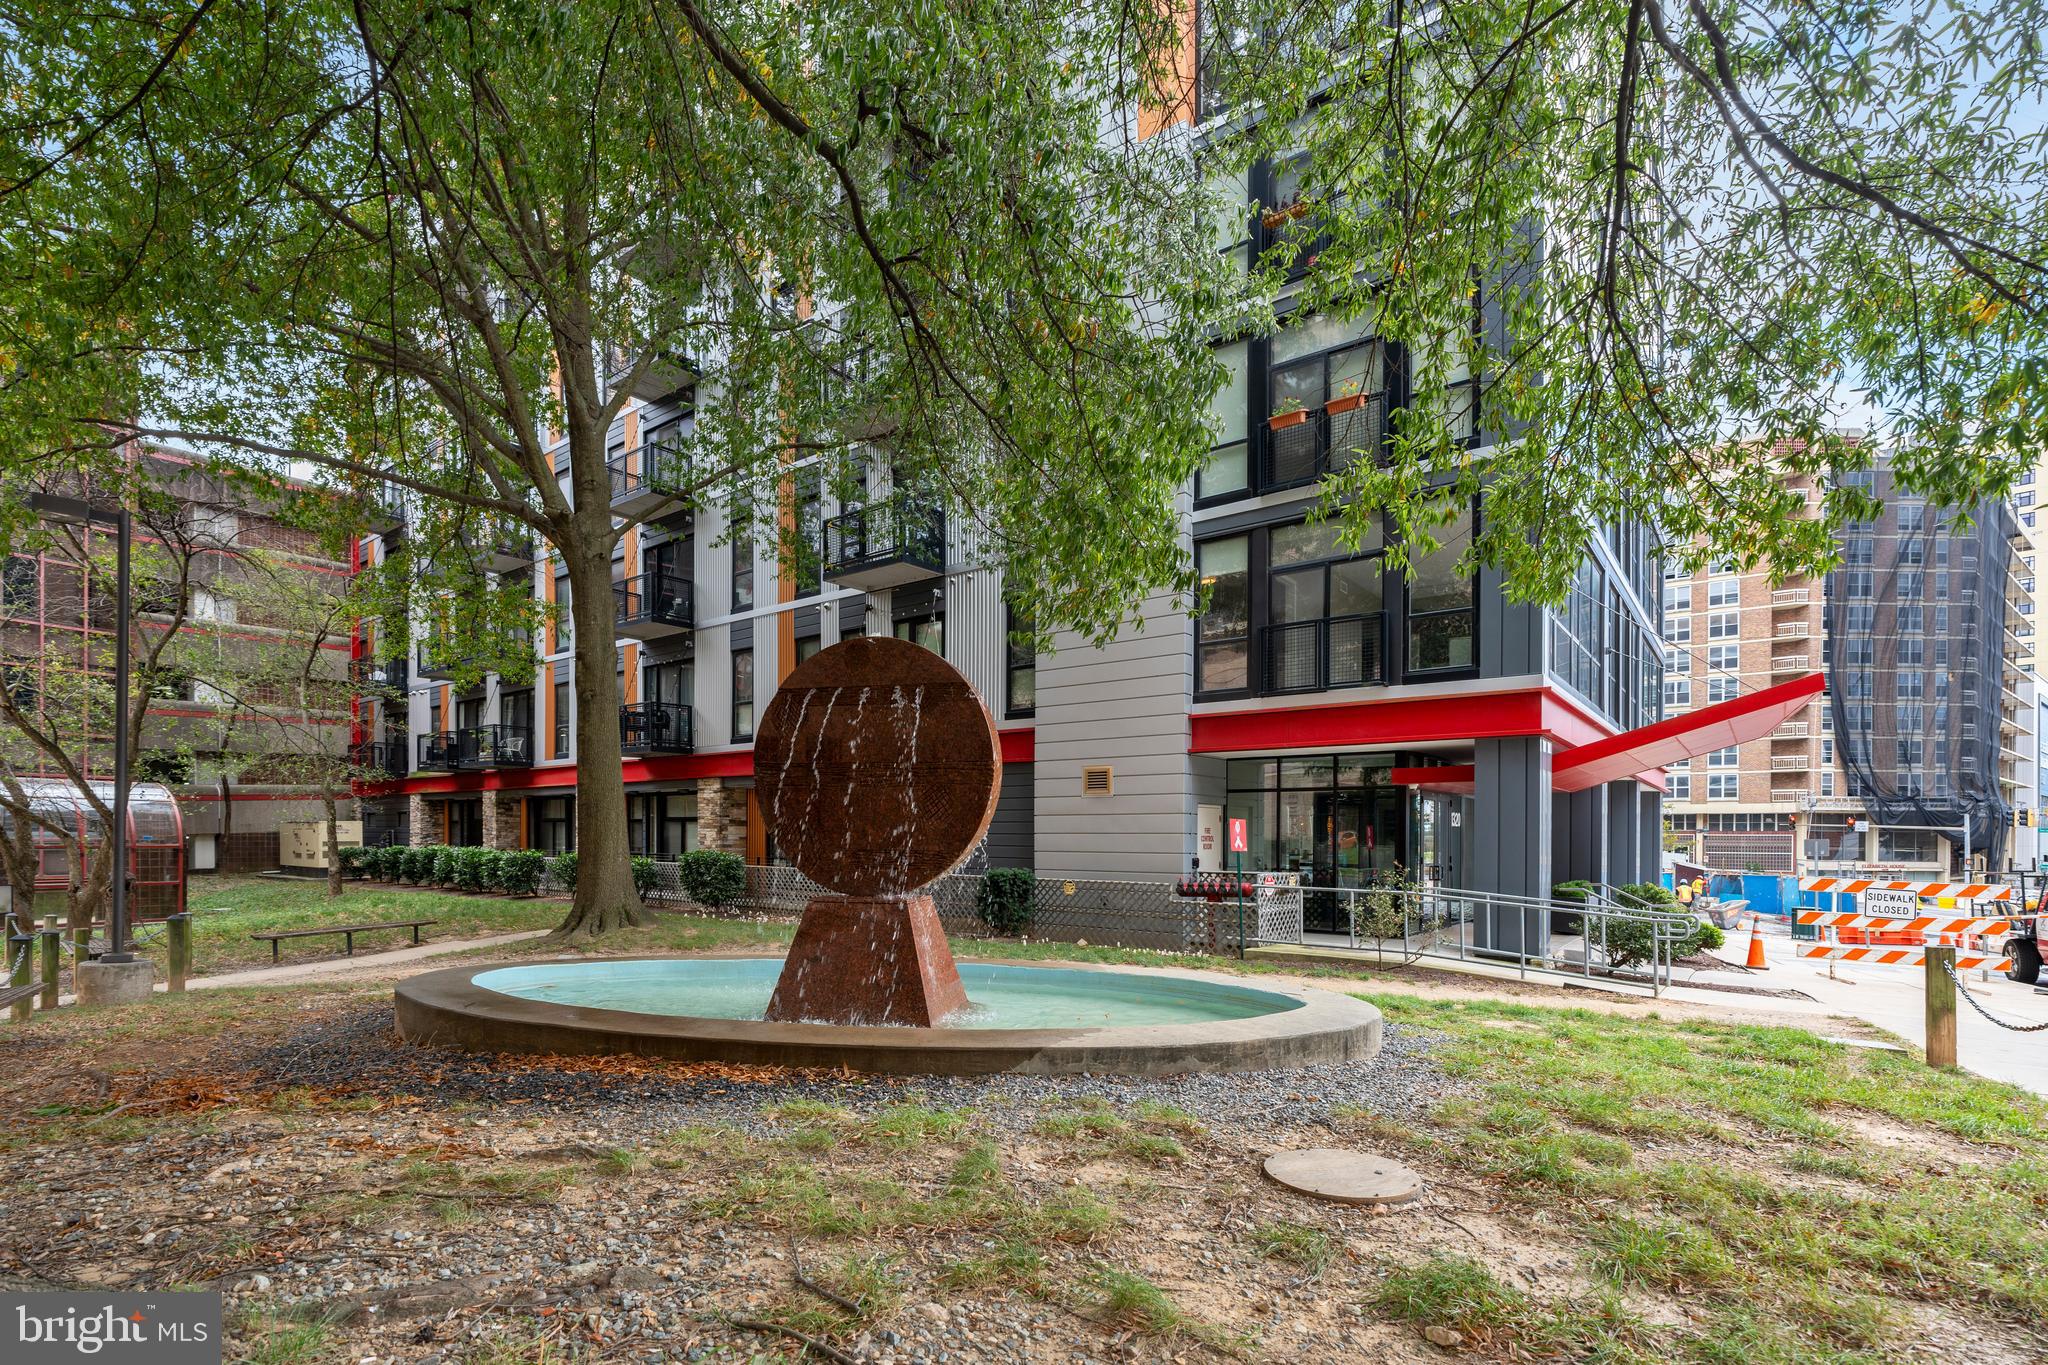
1,448,357,873
1660,460,2034,877
349,24,1832,951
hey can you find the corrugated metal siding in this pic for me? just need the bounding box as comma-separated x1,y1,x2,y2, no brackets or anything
985,761,1034,868
1032,584,1195,880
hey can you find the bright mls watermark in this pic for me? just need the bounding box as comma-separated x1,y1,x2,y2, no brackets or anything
2,1293,221,1364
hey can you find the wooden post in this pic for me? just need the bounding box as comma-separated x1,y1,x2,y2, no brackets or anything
1925,943,1958,1069
166,912,192,993
8,933,31,1022
38,915,60,1010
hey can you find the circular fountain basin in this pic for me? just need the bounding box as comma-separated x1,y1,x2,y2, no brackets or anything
395,956,1381,1076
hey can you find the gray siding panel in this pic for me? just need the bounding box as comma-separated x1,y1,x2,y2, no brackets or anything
985,762,1034,868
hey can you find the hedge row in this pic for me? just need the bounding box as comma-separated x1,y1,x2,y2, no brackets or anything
340,843,748,907
342,844,554,896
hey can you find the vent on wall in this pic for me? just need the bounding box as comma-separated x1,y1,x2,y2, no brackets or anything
1081,765,1113,796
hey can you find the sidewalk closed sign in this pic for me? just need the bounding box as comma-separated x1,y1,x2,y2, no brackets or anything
1863,887,1920,918
1228,818,1249,854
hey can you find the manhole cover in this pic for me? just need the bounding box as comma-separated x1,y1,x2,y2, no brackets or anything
1264,1148,1423,1205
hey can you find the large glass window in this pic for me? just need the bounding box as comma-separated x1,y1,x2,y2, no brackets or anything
1265,519,1385,692
1005,603,1035,717
1265,314,1382,490
1406,503,1475,673
552,563,573,652
732,648,754,739
532,796,574,853
893,612,944,654
1195,535,1250,694
552,672,570,755
731,525,754,611
1198,341,1250,501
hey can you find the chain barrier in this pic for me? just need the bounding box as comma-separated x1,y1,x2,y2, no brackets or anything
1943,960,2048,1033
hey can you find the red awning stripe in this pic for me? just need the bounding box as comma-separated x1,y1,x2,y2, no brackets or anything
1549,672,1825,793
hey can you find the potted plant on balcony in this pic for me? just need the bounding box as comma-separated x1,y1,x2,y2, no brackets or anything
1259,198,1311,231
1268,397,1309,432
1326,377,1371,416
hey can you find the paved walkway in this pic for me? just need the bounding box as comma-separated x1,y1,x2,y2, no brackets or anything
56,929,551,1006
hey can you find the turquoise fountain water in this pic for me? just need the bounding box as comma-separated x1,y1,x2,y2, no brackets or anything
472,958,1304,1030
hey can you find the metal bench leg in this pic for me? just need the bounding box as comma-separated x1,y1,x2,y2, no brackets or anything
345,932,354,956
412,925,422,946
273,939,281,964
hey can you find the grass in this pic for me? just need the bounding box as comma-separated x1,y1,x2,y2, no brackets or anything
1247,1220,1338,1279
1359,992,2048,1358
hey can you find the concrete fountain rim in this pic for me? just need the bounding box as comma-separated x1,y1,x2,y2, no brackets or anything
393,954,1384,1077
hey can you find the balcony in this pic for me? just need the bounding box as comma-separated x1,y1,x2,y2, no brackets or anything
614,569,694,641
349,656,409,693
1770,787,1807,802
1770,653,1810,673
418,730,463,772
627,348,695,403
1770,588,1810,608
1262,395,1382,492
608,431,694,520
415,636,468,681
480,525,535,575
1774,722,1809,741
1260,614,1387,694
619,701,693,755
456,723,534,770
823,495,945,590
1769,754,1808,771
364,487,406,537
1774,620,1811,639
347,740,406,779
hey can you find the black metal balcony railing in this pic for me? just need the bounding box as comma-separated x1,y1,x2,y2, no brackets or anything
613,569,694,630
418,730,462,771
1263,395,1383,492
1262,614,1387,694
608,433,693,505
823,496,944,578
416,634,471,680
619,700,693,755
350,656,409,692
347,740,406,778
458,723,535,769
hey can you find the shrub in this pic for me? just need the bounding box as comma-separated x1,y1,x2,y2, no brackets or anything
1685,920,1726,955
432,845,459,886
364,845,395,880
337,845,371,879
550,850,579,891
500,850,545,897
1615,881,1678,910
401,845,437,884
631,855,660,900
1550,879,1596,935
974,867,1036,936
679,849,746,908
476,848,510,892
1597,915,1660,971
451,846,491,892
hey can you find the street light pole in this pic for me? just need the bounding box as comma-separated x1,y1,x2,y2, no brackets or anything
105,507,132,963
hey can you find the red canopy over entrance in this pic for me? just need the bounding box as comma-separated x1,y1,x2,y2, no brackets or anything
1389,672,1825,796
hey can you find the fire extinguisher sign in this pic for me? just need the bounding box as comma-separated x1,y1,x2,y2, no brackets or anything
1228,818,1249,854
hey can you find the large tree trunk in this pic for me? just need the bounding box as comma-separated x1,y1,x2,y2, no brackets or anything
550,501,654,939
322,787,343,899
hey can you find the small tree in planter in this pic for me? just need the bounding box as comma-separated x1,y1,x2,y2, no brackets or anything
679,850,746,909
500,850,545,897
974,868,1036,936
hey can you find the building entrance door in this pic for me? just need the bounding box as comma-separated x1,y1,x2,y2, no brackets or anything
1303,789,1406,933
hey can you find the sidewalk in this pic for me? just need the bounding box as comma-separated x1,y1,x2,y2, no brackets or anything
56,928,550,1005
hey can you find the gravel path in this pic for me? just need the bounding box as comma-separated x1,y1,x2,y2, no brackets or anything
230,1003,1457,1138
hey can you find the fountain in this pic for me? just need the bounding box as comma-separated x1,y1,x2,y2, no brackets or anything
395,638,1382,1074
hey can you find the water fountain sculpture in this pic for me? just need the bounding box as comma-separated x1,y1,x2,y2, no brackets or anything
753,636,992,1026
394,637,1385,1073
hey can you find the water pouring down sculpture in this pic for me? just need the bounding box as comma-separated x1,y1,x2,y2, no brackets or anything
752,636,1000,1025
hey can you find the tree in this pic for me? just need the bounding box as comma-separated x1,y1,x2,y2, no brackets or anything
1189,0,2048,590
0,0,1231,937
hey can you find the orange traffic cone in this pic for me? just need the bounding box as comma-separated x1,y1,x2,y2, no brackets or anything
1745,915,1768,970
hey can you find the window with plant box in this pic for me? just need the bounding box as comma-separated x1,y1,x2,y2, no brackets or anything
1194,534,1250,695
1264,312,1381,490
1264,518,1384,693
1405,501,1476,674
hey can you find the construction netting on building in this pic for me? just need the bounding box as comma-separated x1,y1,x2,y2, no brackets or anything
1825,464,2015,871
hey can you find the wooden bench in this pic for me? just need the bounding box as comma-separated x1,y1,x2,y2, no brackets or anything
251,919,438,963
1,981,44,1021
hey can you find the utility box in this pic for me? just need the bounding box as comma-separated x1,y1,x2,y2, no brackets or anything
279,820,363,871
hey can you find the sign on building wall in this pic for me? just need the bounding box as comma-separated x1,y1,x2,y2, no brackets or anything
1197,804,1223,872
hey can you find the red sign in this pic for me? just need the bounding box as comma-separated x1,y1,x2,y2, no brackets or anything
1228,818,1249,854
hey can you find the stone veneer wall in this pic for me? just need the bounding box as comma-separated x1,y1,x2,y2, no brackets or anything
695,778,747,856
